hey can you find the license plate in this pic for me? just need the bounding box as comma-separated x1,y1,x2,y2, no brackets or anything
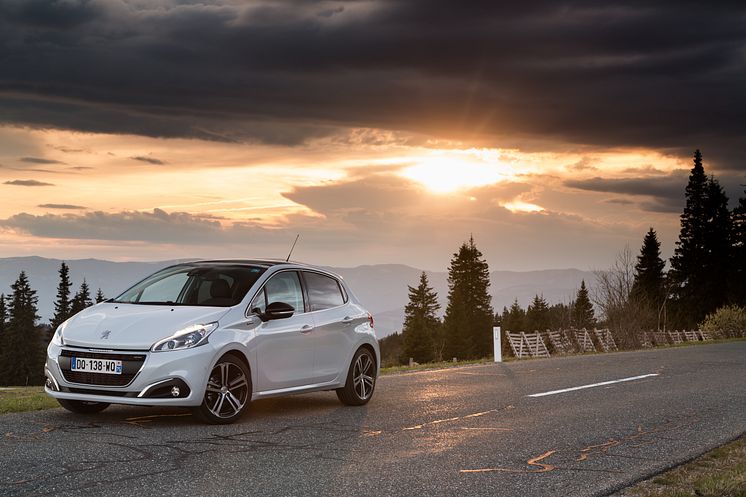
71,357,123,375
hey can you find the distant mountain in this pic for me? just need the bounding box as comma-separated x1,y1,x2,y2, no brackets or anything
331,264,595,337
0,257,594,337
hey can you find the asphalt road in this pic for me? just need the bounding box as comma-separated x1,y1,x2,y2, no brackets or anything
1,341,744,497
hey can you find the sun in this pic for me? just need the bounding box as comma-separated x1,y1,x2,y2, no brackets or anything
399,154,508,193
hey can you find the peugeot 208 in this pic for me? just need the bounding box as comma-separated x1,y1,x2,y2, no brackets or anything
44,260,379,424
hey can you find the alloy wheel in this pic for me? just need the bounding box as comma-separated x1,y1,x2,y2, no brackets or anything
353,352,375,400
205,361,249,419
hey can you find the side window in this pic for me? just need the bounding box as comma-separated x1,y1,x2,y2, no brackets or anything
257,271,304,314
250,288,267,314
304,272,345,311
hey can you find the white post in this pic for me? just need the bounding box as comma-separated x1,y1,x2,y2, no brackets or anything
493,326,502,362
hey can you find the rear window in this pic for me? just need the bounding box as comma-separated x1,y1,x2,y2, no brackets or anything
303,272,345,311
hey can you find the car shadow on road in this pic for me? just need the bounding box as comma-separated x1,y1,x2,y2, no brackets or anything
41,391,355,428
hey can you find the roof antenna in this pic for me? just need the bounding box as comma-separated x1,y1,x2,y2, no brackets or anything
285,234,300,262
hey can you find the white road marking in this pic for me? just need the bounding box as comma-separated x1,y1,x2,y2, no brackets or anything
527,373,659,398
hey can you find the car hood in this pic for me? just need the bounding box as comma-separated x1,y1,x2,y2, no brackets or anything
61,303,232,350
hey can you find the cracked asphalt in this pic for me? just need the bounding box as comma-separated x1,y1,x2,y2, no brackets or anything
1,341,744,497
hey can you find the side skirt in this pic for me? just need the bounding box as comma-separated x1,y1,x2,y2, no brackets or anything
252,380,343,400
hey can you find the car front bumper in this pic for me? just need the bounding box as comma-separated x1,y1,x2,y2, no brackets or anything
45,342,217,407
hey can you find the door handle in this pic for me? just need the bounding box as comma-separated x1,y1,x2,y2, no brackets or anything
341,316,354,324
300,324,314,334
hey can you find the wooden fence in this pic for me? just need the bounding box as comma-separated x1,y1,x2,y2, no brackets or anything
544,330,574,354
506,332,551,359
575,329,597,353
594,329,618,352
503,327,719,359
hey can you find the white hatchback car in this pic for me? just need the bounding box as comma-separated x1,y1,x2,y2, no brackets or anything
45,260,379,424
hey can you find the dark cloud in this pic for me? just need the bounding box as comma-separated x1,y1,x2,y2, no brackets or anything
283,175,427,212
131,156,166,165
4,179,54,186
604,198,635,206
1,208,227,243
566,169,745,211
20,156,64,164
565,172,687,198
0,208,343,248
568,158,598,172
0,1,744,166
37,203,87,210
0,164,58,173
49,145,87,153
565,172,687,212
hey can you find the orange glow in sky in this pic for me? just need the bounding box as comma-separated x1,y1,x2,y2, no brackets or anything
0,126,692,269
399,153,512,193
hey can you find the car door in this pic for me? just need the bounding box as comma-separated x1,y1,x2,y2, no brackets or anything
251,271,315,392
302,271,357,383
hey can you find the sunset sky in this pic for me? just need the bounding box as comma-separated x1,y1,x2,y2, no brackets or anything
1,1,744,271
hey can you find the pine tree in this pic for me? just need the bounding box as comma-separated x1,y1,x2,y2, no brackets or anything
50,262,73,330
525,294,550,331
70,279,93,315
670,150,713,326
0,294,6,376
0,294,6,336
378,332,405,367
443,236,494,359
501,299,525,332
700,177,731,315
731,189,746,305
402,272,440,363
548,302,572,330
0,272,43,386
95,288,106,304
572,280,595,329
632,228,666,313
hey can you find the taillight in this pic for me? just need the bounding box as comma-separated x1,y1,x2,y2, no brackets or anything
367,312,374,328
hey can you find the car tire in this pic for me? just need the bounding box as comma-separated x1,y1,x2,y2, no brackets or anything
194,354,252,424
57,398,110,414
336,347,376,406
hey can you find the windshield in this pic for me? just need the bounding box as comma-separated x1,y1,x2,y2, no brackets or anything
114,264,266,307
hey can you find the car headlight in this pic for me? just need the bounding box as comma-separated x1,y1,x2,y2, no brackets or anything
51,320,68,346
151,322,218,352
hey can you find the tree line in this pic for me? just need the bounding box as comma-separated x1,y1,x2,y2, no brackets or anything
380,236,495,366
593,150,745,347
382,149,745,366
0,262,105,386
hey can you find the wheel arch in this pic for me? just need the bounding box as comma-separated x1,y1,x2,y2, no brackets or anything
220,349,253,380
358,343,378,372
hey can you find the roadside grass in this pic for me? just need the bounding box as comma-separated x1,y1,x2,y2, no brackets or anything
664,336,745,349
0,386,57,415
380,357,504,375
619,434,746,497
380,336,745,375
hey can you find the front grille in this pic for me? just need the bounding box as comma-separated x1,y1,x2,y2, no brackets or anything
59,349,146,387
63,387,138,397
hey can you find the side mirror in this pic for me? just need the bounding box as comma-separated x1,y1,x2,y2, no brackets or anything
264,302,295,321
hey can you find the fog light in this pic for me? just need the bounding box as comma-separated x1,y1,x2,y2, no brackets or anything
45,372,59,391
171,386,180,397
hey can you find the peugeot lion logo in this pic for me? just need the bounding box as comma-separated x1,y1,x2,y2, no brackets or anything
100,330,112,340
